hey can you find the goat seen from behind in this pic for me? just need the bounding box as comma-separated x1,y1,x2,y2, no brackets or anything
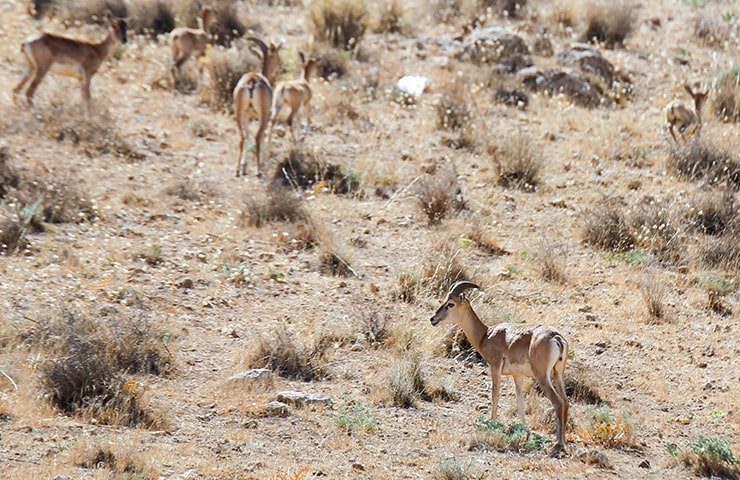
431,281,569,456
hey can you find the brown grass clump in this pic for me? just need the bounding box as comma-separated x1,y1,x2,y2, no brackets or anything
126,0,175,37
388,348,427,408
581,1,635,48
375,0,408,34
38,311,171,427
202,47,255,110
668,140,740,190
416,169,466,226
712,65,740,122
0,147,20,199
582,198,635,252
311,44,349,80
537,240,568,283
247,330,329,381
687,189,738,236
52,0,128,25
396,237,472,302
482,0,527,19
491,132,543,192
308,0,369,51
242,185,307,228
74,439,158,478
629,199,684,265
581,405,637,448
638,272,667,321
436,78,471,132
271,147,362,195
692,15,730,49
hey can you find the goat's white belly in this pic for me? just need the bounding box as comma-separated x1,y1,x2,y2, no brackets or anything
51,61,83,79
501,359,533,376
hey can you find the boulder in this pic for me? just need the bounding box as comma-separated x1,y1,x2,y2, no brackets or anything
457,27,531,72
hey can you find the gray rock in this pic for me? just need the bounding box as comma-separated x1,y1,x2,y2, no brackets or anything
227,369,273,386
457,27,531,72
262,401,291,417
276,391,333,408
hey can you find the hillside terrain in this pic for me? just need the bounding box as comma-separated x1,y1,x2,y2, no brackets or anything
0,0,739,479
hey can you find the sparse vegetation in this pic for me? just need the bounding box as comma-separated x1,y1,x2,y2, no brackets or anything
388,348,426,407
491,133,543,192
582,405,637,448
668,140,740,190
436,78,471,132
712,65,740,122
127,0,175,37
472,417,546,453
333,401,378,433
582,198,635,252
679,435,739,479
639,272,667,320
433,456,478,480
417,169,466,225
308,0,369,51
582,1,635,48
248,330,329,381
697,272,736,312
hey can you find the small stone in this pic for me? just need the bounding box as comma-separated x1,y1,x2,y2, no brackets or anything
262,401,290,417
178,278,194,289
638,459,650,469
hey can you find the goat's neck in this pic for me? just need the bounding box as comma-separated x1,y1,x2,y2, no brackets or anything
457,301,489,353
96,30,117,57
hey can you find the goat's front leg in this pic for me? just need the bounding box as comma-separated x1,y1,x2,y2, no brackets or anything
489,364,501,420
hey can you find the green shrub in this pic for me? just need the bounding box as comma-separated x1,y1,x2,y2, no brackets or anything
333,402,378,433
682,435,739,479
473,417,546,453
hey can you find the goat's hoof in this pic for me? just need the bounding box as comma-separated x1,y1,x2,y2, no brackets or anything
550,444,567,458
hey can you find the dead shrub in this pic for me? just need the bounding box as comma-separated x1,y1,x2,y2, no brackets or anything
582,198,635,252
242,185,307,228
53,0,128,25
687,189,738,235
465,223,508,256
388,348,426,408
492,132,543,192
319,247,356,277
20,177,98,224
442,328,483,364
0,148,21,199
75,440,157,476
308,0,369,51
481,0,527,18
126,0,176,37
436,79,471,131
537,240,568,283
202,47,255,110
693,15,730,48
396,238,472,302
311,45,348,80
164,177,220,202
701,235,740,273
581,1,634,48
375,0,408,34
416,169,466,226
39,312,171,427
357,311,391,346
638,271,667,321
668,140,740,190
629,199,684,265
0,201,45,255
209,0,247,46
28,102,141,159
712,65,740,122
248,330,328,381
271,147,361,195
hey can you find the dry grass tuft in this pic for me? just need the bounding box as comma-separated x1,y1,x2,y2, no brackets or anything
712,65,740,122
308,0,369,51
375,0,408,34
127,0,175,37
38,311,171,428
388,348,427,408
416,169,466,226
74,439,158,478
581,1,635,48
638,271,667,321
436,78,471,132
581,404,637,448
576,449,614,470
537,239,568,283
668,140,740,190
0,147,21,199
687,189,737,235
271,147,361,195
482,0,528,19
242,185,307,228
51,0,128,25
202,47,255,110
491,132,543,192
396,237,472,302
247,330,329,381
209,1,247,46
582,198,635,252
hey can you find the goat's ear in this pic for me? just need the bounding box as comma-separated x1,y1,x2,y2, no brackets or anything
298,51,306,64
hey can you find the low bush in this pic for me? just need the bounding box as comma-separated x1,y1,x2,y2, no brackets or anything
307,0,369,51
472,417,546,453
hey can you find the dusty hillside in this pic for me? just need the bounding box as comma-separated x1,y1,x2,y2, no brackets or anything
0,0,739,478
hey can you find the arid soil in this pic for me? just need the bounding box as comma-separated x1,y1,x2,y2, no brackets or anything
0,0,738,479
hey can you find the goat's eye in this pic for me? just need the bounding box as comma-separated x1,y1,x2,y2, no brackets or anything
446,303,454,309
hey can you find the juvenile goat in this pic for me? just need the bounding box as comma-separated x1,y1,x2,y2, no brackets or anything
665,83,708,144
13,18,127,111
170,6,217,87
269,52,318,143
431,281,570,456
233,37,282,177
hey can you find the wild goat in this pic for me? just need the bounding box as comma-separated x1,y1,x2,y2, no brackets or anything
431,281,569,456
665,83,708,144
170,6,217,87
269,51,318,143
233,37,282,177
13,18,128,111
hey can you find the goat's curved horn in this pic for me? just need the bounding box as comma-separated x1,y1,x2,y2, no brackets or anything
247,37,268,55
448,281,480,298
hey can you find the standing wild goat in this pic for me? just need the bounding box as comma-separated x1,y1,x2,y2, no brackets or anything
269,52,318,143
170,6,217,87
665,83,708,144
13,18,127,111
431,281,570,456
233,37,282,177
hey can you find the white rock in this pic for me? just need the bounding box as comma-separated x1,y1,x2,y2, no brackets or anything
396,75,429,98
